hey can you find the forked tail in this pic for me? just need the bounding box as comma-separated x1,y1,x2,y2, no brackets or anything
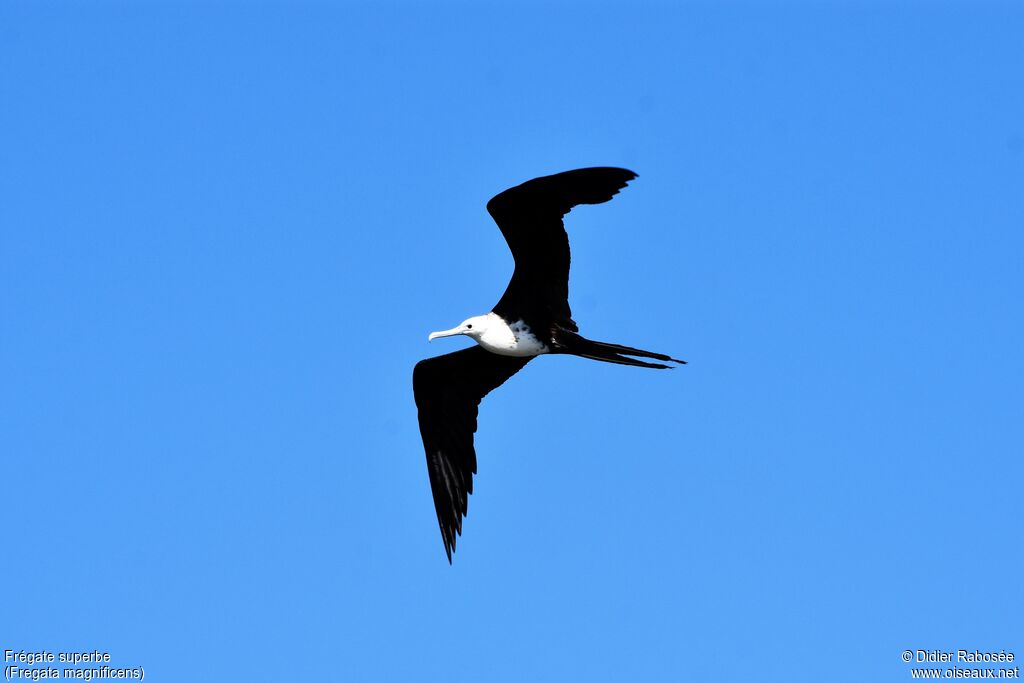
556,331,687,369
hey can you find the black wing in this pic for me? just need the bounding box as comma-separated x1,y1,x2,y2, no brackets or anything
487,167,637,332
413,347,532,562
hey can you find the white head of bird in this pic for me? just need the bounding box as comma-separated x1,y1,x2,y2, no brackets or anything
428,315,490,342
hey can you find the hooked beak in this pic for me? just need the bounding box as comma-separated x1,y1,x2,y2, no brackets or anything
428,325,465,342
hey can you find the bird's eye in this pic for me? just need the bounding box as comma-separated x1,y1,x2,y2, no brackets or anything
467,324,473,329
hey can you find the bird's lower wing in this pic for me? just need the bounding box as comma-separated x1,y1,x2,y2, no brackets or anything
412,347,532,562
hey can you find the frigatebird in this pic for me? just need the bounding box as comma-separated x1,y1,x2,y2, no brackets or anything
413,167,684,562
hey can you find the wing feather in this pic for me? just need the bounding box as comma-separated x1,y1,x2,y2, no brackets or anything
413,347,532,562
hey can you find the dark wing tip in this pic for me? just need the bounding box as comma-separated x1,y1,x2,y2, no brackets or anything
574,167,637,204
595,166,638,183
442,527,454,564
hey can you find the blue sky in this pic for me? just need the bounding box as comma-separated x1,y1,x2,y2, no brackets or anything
2,2,1021,681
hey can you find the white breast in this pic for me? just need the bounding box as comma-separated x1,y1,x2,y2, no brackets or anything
477,313,549,357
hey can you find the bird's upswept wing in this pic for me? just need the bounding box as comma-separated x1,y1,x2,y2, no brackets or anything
487,167,637,332
412,347,532,562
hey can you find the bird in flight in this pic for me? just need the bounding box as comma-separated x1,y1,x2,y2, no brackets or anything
413,167,685,562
